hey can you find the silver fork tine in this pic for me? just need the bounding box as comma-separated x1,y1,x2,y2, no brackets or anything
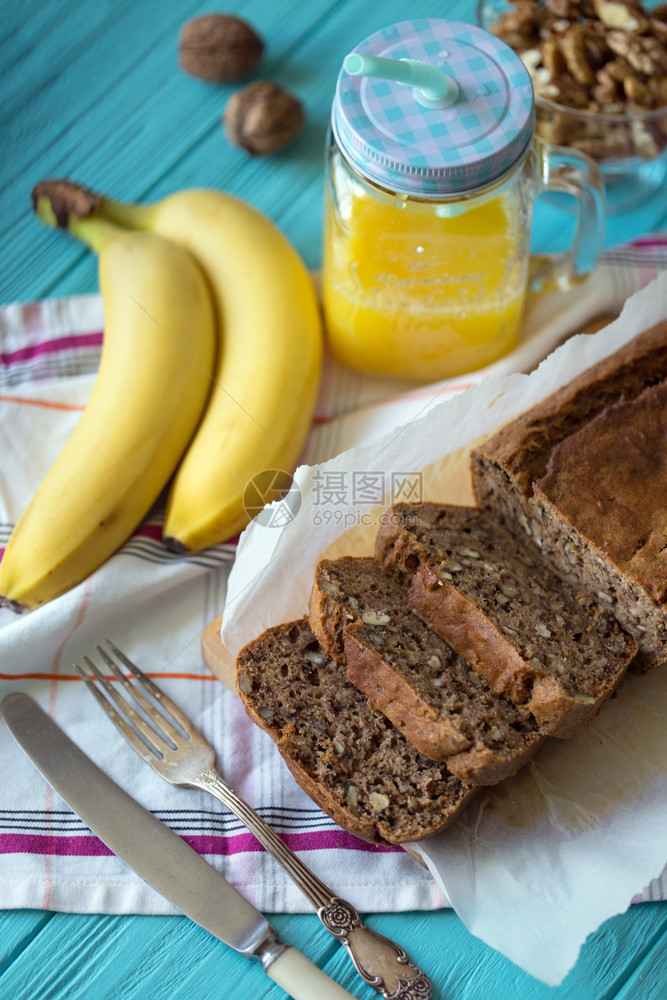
75,656,171,755
95,643,183,746
104,639,194,737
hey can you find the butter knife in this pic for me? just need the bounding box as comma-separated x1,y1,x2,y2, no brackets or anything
1,693,356,1000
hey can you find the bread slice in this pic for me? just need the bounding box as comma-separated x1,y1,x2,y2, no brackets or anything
472,319,667,524
309,555,403,661
309,557,545,784
236,618,476,844
532,381,667,673
376,503,638,739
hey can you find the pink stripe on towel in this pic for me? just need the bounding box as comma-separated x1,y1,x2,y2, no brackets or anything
0,332,103,368
0,829,400,858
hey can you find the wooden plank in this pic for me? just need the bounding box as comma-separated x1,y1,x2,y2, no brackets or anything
0,910,53,973
2,0,484,303
0,0,343,303
0,0,71,49
1,905,665,999
365,906,667,1000
609,908,667,1000
1,0,204,195
0,910,376,999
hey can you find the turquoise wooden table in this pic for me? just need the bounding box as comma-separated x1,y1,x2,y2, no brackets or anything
1,1,666,998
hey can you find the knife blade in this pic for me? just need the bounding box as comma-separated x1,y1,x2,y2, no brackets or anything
1,693,356,1000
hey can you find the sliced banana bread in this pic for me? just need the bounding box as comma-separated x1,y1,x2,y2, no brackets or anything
309,557,545,784
376,503,638,739
236,618,476,845
532,381,667,673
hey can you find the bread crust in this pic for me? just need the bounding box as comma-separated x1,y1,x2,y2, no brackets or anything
535,382,667,601
307,576,349,661
408,564,534,707
376,503,637,739
344,626,469,759
344,623,543,783
408,564,615,739
471,322,667,671
472,318,667,505
311,555,545,784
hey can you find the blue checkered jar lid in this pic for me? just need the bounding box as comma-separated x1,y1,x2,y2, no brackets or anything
332,19,535,198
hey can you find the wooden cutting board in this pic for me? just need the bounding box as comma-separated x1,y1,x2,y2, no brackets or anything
201,613,236,690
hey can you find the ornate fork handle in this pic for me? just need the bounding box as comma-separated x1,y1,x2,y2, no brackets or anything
194,768,431,1000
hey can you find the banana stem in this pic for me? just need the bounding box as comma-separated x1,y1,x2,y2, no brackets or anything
31,179,125,253
67,214,124,254
31,178,160,239
98,198,157,232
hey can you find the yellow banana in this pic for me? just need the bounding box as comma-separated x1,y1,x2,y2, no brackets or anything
98,187,323,553
0,187,216,610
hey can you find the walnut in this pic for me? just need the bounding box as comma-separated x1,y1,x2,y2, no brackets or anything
542,37,567,73
487,0,667,160
650,75,667,105
630,120,660,156
642,35,667,73
490,3,541,49
651,16,667,43
551,72,591,107
224,81,304,155
544,0,582,16
606,31,655,73
179,14,264,82
623,74,652,107
594,0,647,30
360,610,391,625
592,66,623,104
604,56,635,81
561,25,597,84
369,792,390,811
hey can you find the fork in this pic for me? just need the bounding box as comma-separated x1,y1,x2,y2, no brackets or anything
75,641,431,1000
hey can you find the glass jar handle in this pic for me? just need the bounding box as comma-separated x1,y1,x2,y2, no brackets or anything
530,140,606,294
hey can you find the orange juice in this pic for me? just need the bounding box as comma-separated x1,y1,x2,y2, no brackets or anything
322,162,529,380
323,20,604,381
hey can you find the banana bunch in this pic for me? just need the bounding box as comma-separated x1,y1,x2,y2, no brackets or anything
99,187,323,553
0,181,322,611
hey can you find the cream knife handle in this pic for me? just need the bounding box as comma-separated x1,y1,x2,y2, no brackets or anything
194,770,432,998
266,946,358,999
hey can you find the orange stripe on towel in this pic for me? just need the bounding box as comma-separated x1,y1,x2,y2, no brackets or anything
0,671,218,682
0,394,86,412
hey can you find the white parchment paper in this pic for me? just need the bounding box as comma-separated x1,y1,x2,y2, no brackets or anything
222,271,667,985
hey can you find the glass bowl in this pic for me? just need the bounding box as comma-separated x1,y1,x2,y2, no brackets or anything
477,0,667,214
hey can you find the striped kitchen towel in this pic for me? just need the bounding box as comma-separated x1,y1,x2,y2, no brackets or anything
1,237,666,917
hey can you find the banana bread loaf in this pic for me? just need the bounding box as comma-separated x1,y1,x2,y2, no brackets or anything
236,618,476,844
532,381,667,673
472,319,667,527
309,557,545,784
376,503,638,738
472,322,667,671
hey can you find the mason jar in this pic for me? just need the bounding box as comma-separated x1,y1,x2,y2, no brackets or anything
322,19,606,380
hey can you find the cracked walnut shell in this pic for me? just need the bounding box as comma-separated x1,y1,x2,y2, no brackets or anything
224,81,304,155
